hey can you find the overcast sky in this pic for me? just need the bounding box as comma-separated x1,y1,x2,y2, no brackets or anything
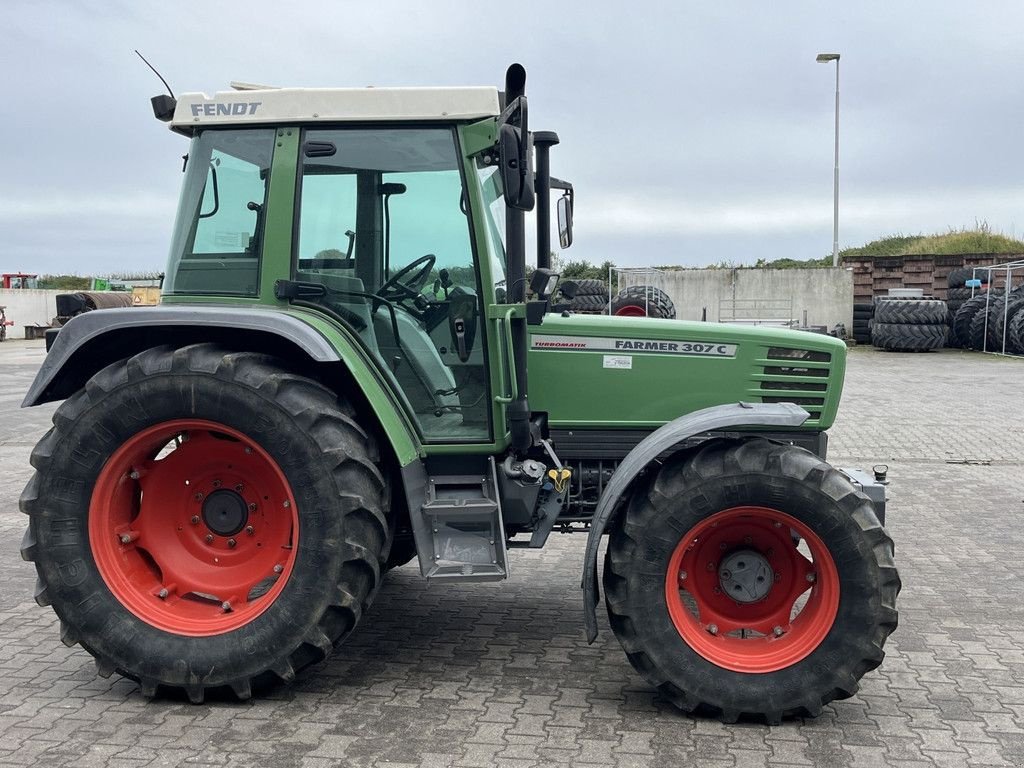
4,1,1024,275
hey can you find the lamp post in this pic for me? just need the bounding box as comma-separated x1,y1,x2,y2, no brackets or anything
816,52,840,267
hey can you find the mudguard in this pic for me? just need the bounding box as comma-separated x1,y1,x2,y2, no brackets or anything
22,305,421,466
582,401,810,642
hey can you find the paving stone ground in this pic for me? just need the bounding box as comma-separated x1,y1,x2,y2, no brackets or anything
1,340,1023,767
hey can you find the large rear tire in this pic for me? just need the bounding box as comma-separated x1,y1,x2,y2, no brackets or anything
20,344,389,702
603,438,899,723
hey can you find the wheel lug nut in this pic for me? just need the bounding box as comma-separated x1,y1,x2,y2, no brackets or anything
212,480,221,488
719,542,728,550
227,538,237,548
273,564,283,574
158,588,169,599
773,521,782,528
283,500,291,508
743,536,753,544
774,571,782,581
190,515,200,525
235,484,244,492
245,525,255,535
194,492,204,502
244,447,253,454
706,562,715,571
707,624,719,635
773,626,784,637
129,470,140,480
806,572,817,583
205,534,214,544
221,601,231,612
713,586,721,594
248,503,257,513
678,570,687,581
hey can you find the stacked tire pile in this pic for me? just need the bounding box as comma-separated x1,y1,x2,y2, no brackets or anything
945,267,992,347
852,302,873,344
567,279,609,315
871,298,947,352
951,286,1024,353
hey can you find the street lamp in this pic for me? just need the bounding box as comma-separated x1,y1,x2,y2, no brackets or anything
816,52,840,267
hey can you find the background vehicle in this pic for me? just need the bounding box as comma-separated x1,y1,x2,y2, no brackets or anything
20,65,898,723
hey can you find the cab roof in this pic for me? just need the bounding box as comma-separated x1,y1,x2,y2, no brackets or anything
170,86,501,133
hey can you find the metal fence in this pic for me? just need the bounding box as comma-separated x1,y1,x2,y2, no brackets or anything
717,297,796,327
606,266,669,314
974,260,1024,356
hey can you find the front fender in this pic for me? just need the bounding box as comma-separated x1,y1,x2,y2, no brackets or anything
23,305,421,466
582,401,810,642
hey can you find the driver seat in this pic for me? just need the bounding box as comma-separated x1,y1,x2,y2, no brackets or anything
373,312,460,416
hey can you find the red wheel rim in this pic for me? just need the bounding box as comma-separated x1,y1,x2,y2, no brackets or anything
614,305,648,317
89,419,298,636
664,506,840,673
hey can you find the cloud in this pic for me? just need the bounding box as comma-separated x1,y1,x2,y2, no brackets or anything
0,193,175,222
580,187,1024,237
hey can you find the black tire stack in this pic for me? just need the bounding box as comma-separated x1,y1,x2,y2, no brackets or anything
871,298,947,352
852,303,873,344
956,287,1024,352
944,288,973,347
568,279,610,314
951,293,995,348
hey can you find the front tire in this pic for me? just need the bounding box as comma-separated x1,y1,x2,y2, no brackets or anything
20,344,389,702
603,438,900,723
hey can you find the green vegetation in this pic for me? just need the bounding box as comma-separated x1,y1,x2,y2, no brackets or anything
901,224,1024,255
37,275,91,290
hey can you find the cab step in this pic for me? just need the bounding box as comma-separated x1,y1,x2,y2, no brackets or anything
415,459,508,582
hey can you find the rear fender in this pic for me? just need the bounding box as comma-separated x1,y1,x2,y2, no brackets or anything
23,305,421,466
582,402,810,642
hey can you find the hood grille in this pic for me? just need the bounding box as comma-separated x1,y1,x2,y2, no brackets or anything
753,348,833,422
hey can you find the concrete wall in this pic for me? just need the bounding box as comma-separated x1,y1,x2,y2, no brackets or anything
620,268,854,329
0,290,59,339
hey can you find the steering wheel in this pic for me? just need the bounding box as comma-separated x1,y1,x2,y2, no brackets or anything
379,254,436,305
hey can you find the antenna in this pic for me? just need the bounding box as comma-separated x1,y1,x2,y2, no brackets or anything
134,49,175,99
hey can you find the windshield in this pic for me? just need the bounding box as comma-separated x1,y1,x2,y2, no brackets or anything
476,165,507,294
164,129,275,295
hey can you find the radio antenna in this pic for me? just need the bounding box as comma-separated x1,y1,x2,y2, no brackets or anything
134,50,175,99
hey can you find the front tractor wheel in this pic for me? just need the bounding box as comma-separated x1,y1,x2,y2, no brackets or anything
604,438,900,723
20,344,388,702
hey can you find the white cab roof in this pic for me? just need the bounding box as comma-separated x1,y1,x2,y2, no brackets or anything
171,86,500,131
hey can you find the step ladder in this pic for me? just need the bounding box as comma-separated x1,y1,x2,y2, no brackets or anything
418,459,508,582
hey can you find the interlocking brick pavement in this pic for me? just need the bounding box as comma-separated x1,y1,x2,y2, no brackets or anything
2,340,1023,766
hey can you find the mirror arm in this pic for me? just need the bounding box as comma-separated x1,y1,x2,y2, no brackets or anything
533,131,560,271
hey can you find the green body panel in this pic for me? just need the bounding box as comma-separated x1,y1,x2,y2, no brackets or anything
528,314,846,431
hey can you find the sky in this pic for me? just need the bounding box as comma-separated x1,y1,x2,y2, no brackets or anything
4,0,1024,276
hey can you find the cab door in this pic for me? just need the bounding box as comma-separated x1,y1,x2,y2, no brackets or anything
292,126,495,443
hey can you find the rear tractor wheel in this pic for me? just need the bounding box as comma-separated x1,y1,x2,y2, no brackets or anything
20,344,389,702
604,438,899,723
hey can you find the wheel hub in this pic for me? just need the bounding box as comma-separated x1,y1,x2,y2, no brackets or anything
202,489,248,536
718,549,773,603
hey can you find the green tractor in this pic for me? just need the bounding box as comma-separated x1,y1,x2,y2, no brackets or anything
20,65,898,722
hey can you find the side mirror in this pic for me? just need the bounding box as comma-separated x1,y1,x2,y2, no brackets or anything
557,192,573,248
